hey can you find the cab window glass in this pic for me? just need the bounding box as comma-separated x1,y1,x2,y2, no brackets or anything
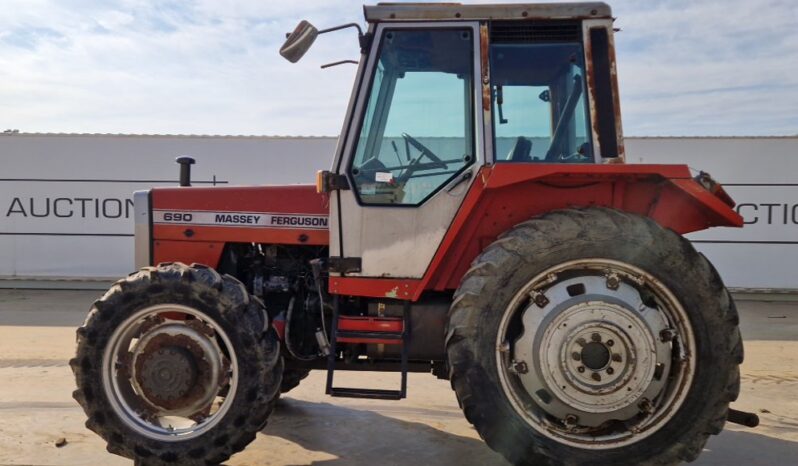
492,43,593,163
350,29,475,205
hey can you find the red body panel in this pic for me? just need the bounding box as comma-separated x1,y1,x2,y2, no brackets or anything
416,164,742,298
337,316,404,345
151,185,329,262
148,164,742,301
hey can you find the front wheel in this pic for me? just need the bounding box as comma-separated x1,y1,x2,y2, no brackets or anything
71,263,282,465
446,208,742,465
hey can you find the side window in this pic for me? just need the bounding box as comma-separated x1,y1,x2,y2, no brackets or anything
492,42,593,163
349,29,475,205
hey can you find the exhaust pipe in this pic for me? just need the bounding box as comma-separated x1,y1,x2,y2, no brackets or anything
176,156,196,187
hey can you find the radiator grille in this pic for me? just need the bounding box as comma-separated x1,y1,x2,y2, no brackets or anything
490,21,581,43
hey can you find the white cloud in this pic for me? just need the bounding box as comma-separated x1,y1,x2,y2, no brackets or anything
0,0,795,136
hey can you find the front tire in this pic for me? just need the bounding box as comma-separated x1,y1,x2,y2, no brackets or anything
280,366,311,394
446,208,742,465
71,262,282,465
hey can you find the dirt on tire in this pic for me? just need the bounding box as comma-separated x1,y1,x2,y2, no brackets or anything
445,207,742,466
71,262,283,466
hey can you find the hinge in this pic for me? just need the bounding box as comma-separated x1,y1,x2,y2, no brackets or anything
316,170,350,193
328,257,362,274
359,32,372,54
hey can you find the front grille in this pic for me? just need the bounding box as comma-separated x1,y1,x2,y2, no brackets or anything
490,21,581,43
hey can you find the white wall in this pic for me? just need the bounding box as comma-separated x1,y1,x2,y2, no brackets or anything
0,133,795,290
0,134,335,279
626,137,798,290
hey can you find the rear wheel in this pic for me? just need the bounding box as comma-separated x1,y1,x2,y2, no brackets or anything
446,208,742,465
71,263,282,465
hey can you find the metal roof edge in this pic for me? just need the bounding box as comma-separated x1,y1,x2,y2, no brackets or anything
364,2,612,22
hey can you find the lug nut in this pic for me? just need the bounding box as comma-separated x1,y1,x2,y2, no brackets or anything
606,339,614,347
660,329,676,342
606,367,614,375
513,361,529,374
571,352,581,361
564,414,579,425
639,398,654,414
577,366,586,373
529,290,549,308
606,273,620,290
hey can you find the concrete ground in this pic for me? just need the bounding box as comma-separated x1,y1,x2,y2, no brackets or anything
0,289,796,466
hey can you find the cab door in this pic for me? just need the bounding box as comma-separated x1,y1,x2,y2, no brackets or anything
330,22,483,279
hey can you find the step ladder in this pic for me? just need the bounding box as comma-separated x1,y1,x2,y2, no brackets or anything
325,298,409,400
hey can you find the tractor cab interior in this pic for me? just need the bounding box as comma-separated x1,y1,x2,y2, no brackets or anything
491,37,593,163
347,21,598,205
349,28,476,205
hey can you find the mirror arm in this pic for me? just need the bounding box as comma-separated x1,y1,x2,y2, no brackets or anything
317,23,371,54
320,60,359,69
318,23,363,36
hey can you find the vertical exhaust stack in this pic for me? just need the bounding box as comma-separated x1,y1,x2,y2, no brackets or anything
176,156,196,187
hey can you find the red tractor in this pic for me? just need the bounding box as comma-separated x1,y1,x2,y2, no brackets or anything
72,3,758,465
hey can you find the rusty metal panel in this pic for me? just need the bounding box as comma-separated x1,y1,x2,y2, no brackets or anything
479,22,495,164
364,3,612,23
582,19,624,163
606,25,626,161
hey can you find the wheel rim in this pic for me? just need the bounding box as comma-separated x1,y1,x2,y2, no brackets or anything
102,304,239,441
496,259,696,449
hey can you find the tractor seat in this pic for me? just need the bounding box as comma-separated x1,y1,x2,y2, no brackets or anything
506,136,532,162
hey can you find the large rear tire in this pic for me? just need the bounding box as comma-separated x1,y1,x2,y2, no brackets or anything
71,262,282,465
446,208,742,465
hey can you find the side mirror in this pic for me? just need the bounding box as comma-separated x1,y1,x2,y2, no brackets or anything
280,20,319,63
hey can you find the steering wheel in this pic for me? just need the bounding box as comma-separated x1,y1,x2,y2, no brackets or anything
397,132,448,182
402,133,449,169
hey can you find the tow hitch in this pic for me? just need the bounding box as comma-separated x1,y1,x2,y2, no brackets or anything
727,408,760,428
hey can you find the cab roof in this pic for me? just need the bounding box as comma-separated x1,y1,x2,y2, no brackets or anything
363,2,612,22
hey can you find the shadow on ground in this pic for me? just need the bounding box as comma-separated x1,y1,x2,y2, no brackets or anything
262,398,798,466
263,397,507,465
700,428,798,465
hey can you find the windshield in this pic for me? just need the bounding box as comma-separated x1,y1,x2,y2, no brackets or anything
349,28,475,205
491,42,592,163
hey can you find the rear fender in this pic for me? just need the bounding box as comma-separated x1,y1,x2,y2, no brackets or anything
417,163,743,295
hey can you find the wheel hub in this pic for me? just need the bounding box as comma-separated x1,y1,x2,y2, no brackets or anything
512,275,673,427
137,346,197,404
103,304,239,441
129,321,229,417
580,341,609,370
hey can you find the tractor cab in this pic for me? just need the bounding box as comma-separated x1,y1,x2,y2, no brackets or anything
282,2,625,280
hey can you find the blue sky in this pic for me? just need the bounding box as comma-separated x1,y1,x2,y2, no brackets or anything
0,0,796,136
